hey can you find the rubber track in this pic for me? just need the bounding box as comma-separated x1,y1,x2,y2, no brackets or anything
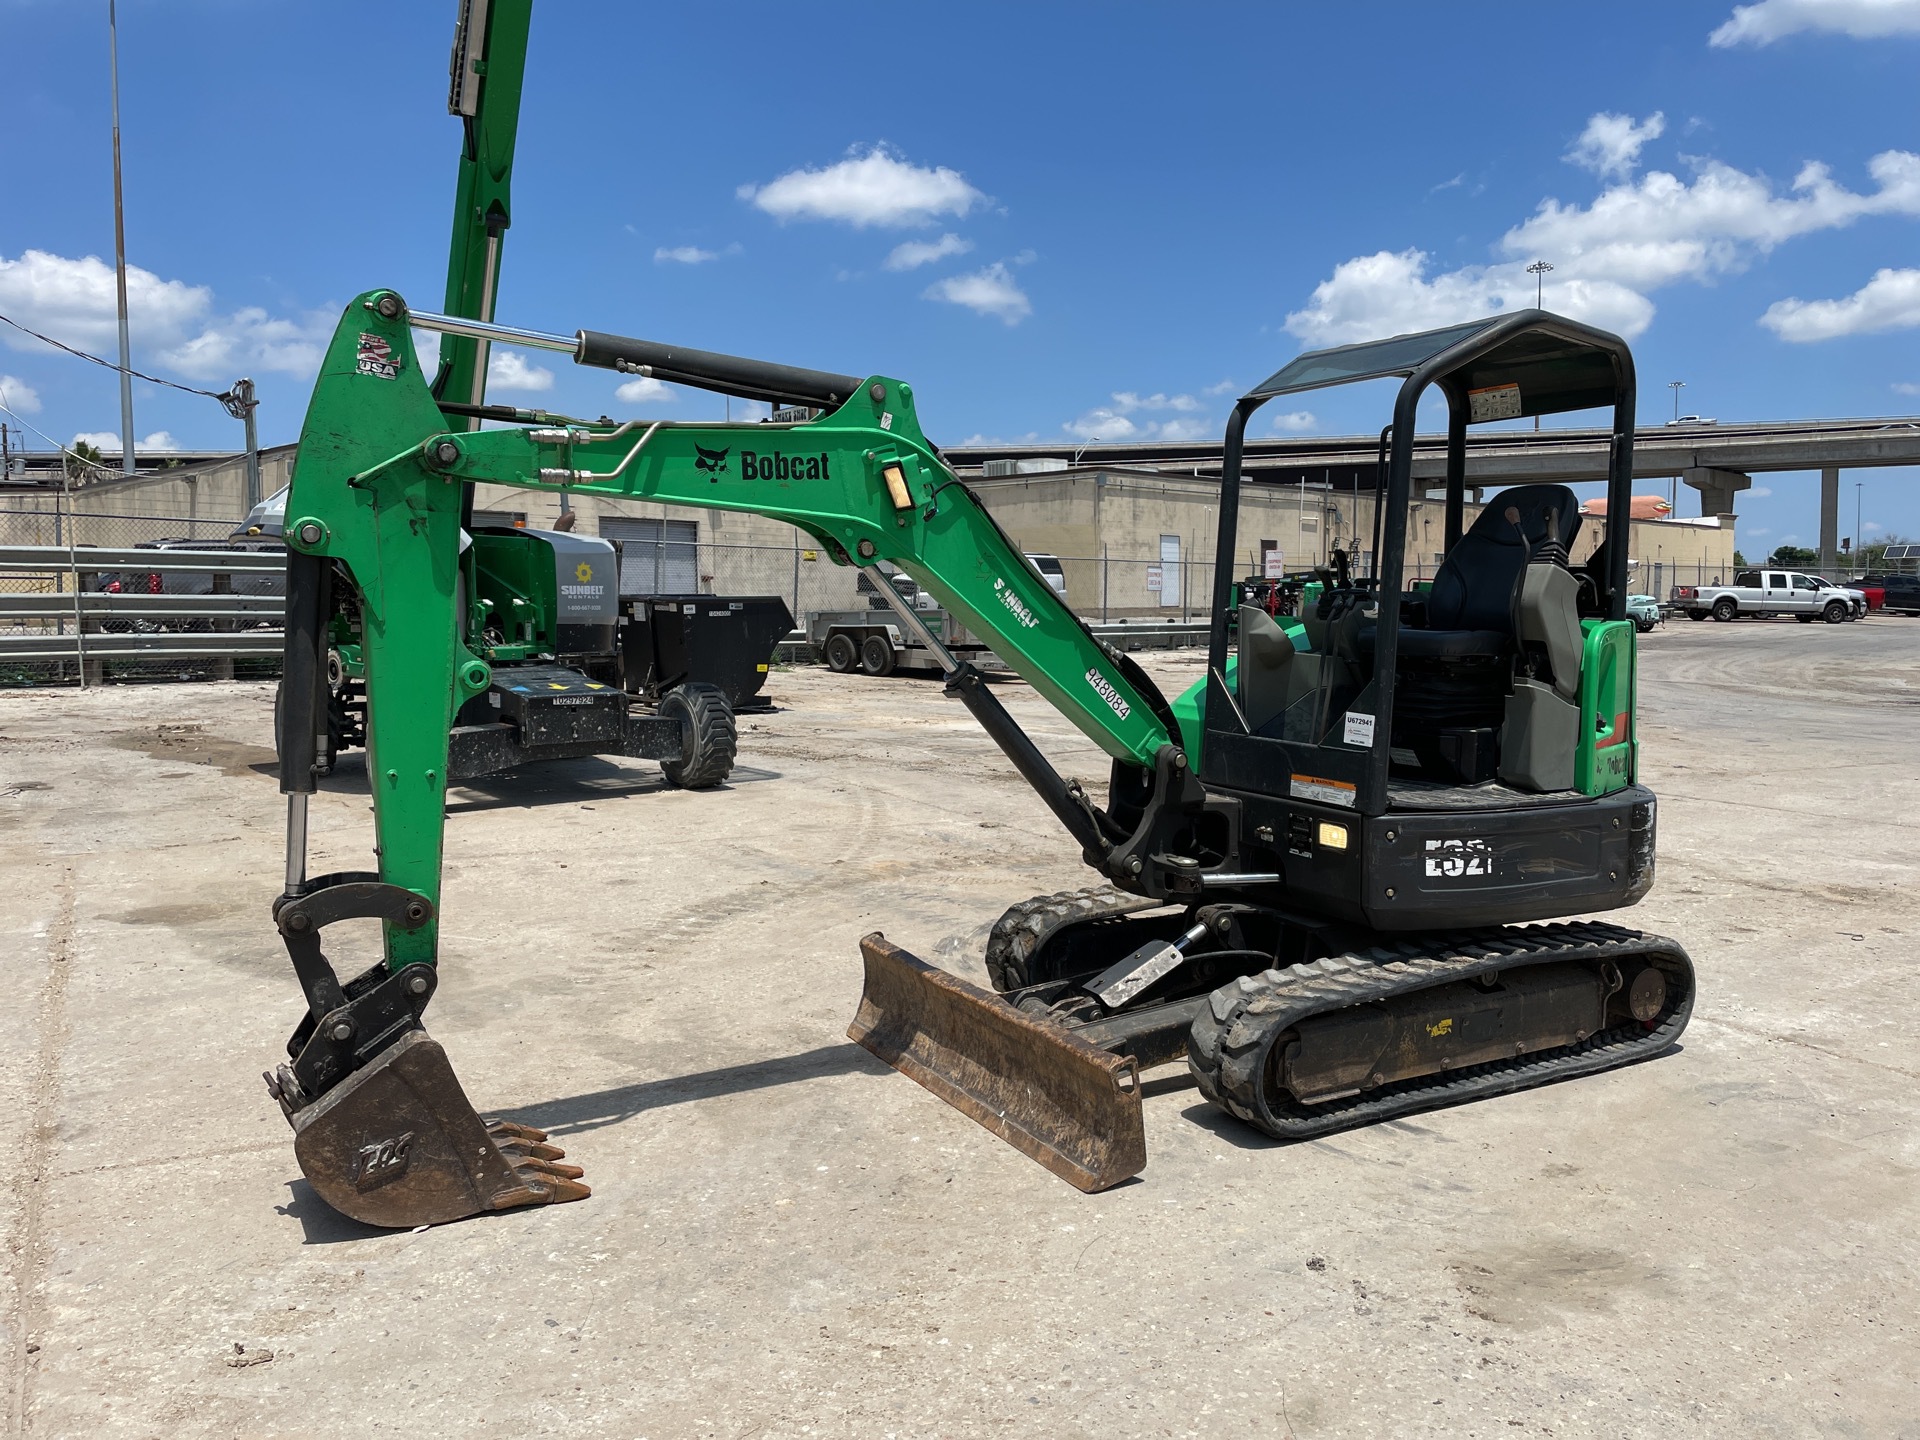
983,885,1163,993
663,682,736,789
1187,919,1694,1140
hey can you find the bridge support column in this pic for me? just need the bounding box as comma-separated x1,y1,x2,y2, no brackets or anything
1819,466,1840,574
1683,466,1751,518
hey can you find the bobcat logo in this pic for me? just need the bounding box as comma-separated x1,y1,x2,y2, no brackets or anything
694,444,730,479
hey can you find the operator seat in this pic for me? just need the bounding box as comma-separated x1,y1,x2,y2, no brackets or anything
1404,484,1583,659
1390,484,1585,789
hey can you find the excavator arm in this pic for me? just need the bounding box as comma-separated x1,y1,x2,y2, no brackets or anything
269,291,1197,1221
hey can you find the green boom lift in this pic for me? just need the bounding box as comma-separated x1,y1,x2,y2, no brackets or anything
268,291,1694,1227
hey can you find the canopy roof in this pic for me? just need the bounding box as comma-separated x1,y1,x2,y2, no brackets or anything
1249,310,1627,419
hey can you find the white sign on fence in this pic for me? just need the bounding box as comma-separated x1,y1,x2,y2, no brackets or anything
1145,564,1163,593
1263,548,1286,579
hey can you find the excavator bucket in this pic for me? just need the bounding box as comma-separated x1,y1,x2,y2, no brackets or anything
284,1030,589,1228
847,933,1146,1192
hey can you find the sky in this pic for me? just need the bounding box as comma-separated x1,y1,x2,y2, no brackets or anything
2,0,1918,555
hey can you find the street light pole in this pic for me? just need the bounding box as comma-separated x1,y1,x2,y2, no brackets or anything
1856,481,1864,570
108,0,136,475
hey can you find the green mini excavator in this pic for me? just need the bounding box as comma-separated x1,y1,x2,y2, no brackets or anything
267,288,1694,1226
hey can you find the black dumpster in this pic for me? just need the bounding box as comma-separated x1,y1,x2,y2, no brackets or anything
618,595,795,711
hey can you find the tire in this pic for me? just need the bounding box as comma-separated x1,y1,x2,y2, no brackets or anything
659,681,735,789
1796,614,1815,624
1688,610,1707,621
1635,619,1655,633
859,633,897,676
1823,601,1847,624
1712,598,1737,621
823,631,858,673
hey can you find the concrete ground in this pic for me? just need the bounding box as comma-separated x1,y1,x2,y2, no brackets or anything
2,614,1917,1438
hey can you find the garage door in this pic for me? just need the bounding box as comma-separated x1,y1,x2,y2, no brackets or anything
600,517,699,594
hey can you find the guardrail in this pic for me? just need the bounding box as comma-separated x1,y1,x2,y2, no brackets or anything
1,544,286,679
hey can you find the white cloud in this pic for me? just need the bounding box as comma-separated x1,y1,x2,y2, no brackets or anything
1749,485,1775,497
1286,247,1656,344
0,249,207,354
739,144,984,229
1285,139,1920,346
1710,0,1920,46
0,374,42,413
486,349,554,392
158,306,334,380
1761,266,1920,340
1112,391,1200,412
883,233,973,271
1269,410,1317,434
1864,520,1887,533
614,375,677,405
1566,112,1666,182
0,249,329,381
653,243,740,265
923,262,1031,324
1064,389,1216,441
1203,379,1238,396
1894,380,1920,395
70,429,178,455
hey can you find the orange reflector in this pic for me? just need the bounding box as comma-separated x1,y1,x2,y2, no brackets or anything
882,463,913,510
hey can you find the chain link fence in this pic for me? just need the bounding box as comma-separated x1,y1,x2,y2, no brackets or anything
2,497,1740,688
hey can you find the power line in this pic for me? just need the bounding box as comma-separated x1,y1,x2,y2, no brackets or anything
0,309,233,402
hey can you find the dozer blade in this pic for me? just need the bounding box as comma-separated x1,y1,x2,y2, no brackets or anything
848,933,1145,1193
287,1029,589,1228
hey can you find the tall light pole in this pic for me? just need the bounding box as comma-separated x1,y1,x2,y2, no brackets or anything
1669,379,1685,422
1856,481,1864,570
1667,381,1686,514
108,0,136,474
1528,259,1552,309
1520,263,1551,428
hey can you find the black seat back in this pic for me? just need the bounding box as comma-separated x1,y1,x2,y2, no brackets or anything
1426,484,1583,633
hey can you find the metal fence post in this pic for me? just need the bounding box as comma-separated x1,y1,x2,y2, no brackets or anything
59,478,89,686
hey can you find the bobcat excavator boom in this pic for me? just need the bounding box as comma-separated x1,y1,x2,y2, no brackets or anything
270,291,1185,1223
273,293,1693,1226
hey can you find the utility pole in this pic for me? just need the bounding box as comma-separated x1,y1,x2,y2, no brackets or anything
108,0,136,475
222,378,260,509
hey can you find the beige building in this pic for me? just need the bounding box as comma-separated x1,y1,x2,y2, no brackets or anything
5,446,1736,616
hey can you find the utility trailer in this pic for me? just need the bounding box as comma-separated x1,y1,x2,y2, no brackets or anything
809,569,1002,677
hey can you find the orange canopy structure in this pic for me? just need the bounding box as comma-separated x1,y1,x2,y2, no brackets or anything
1580,495,1674,520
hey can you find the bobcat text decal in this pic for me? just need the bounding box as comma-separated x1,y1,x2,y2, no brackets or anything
741,451,832,481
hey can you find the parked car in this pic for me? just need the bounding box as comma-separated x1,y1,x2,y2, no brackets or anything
1625,594,1661,632
1674,569,1859,623
1024,552,1068,598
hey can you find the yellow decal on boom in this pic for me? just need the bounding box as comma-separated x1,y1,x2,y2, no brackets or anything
1427,1017,1454,1038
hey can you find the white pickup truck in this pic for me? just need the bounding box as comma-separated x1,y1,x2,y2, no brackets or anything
1675,569,1864,623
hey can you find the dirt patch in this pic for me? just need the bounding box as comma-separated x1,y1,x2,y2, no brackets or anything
108,723,277,778
102,902,233,927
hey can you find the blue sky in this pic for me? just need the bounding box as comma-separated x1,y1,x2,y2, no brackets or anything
3,0,1918,553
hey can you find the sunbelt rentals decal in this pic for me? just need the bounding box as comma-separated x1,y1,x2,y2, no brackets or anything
992,576,1040,628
